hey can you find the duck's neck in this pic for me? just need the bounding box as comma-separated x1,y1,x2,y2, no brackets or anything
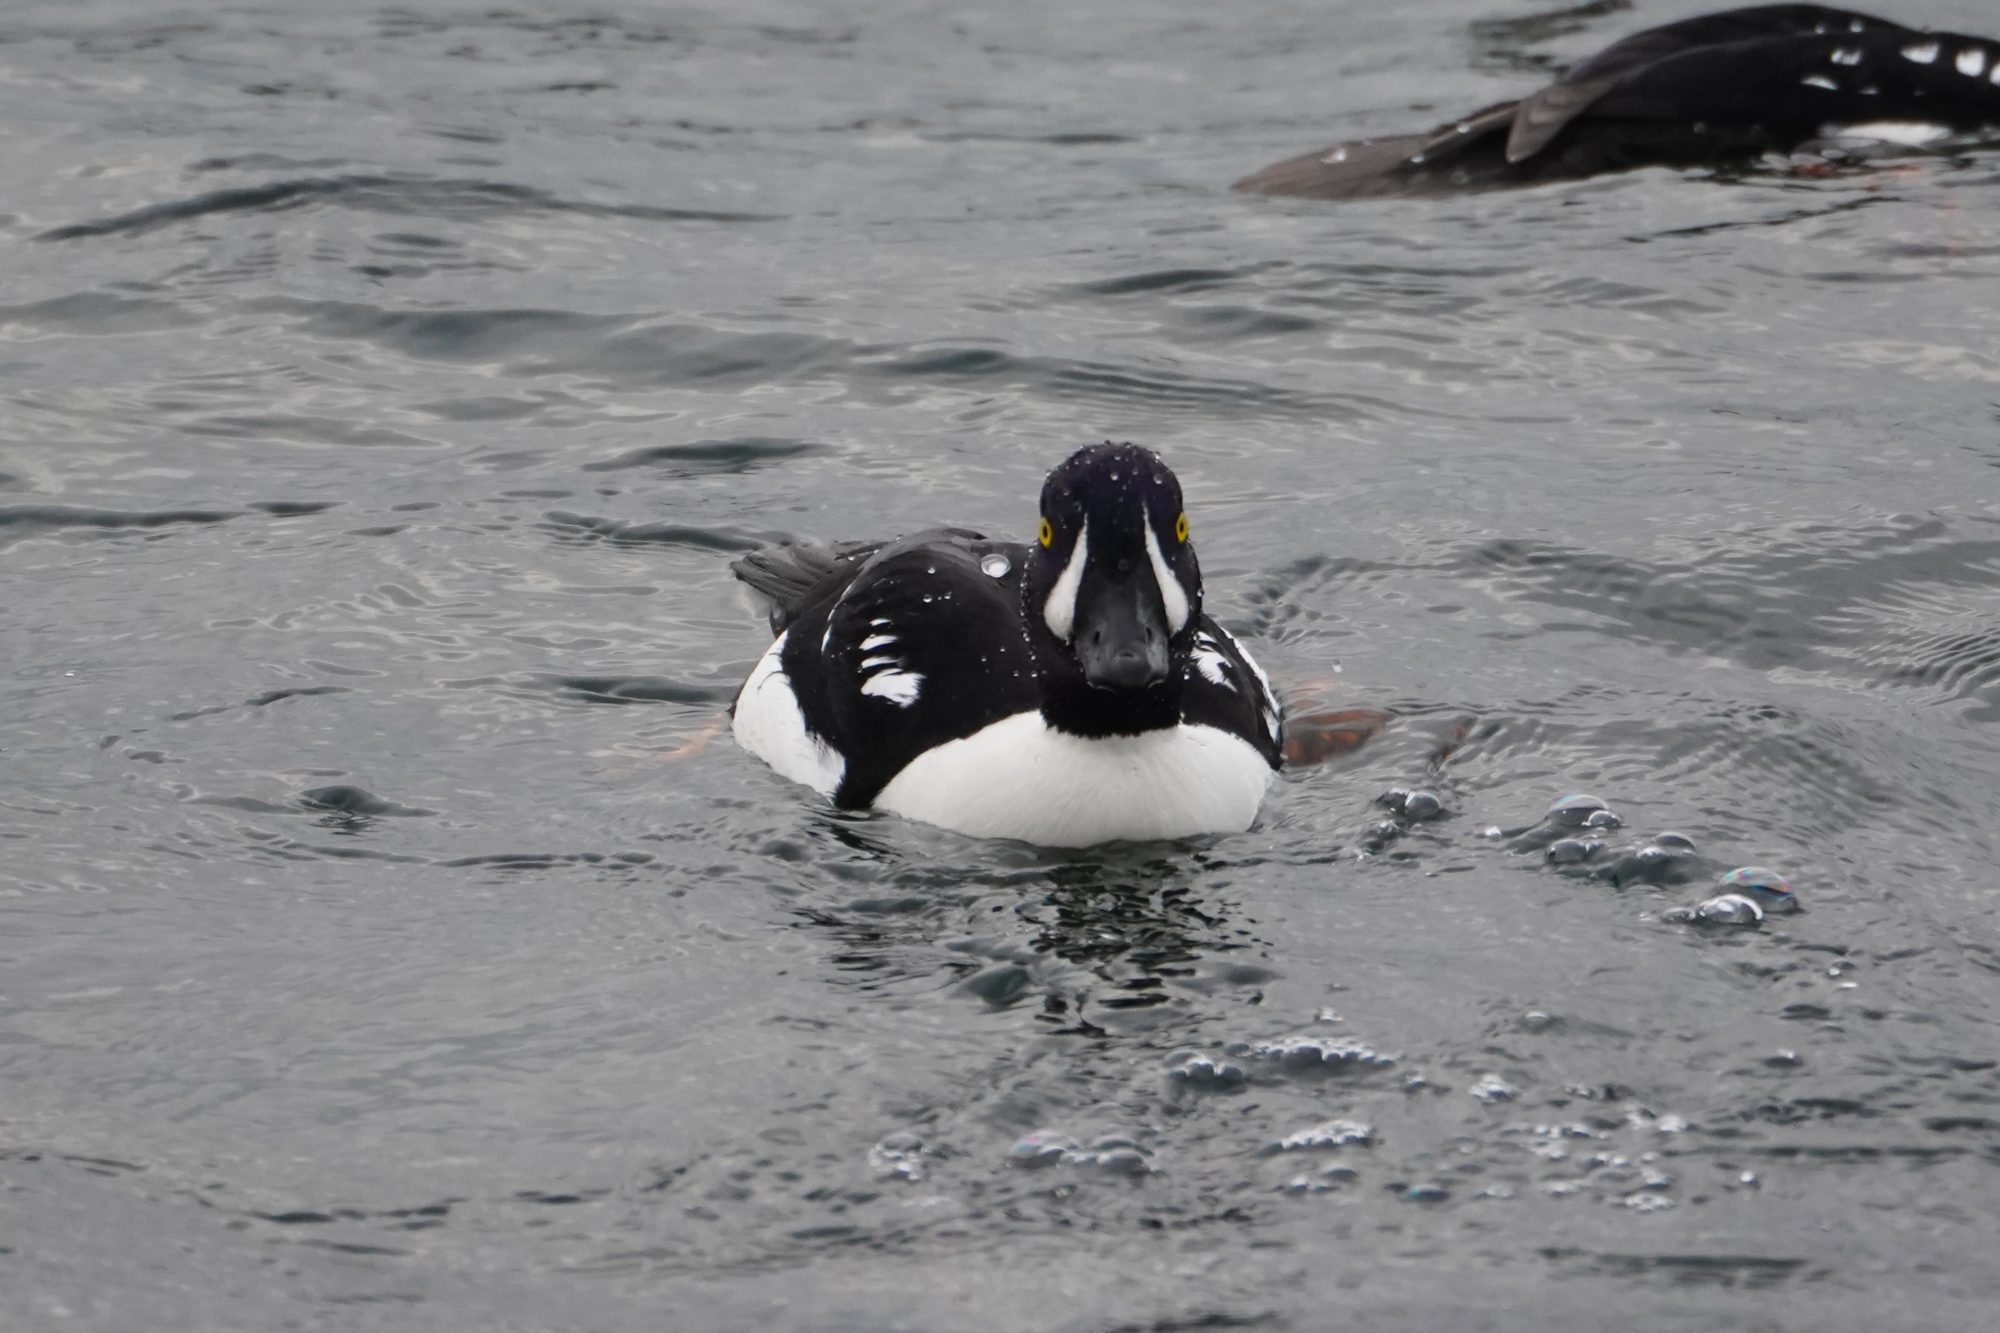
1034,657,1183,738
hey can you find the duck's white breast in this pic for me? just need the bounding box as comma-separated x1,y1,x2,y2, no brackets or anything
874,711,1273,847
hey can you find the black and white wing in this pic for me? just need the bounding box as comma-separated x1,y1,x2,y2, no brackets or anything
1181,617,1284,770
1235,5,2000,199
766,533,1041,807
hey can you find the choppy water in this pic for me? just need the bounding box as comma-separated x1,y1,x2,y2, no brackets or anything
7,1,2000,1328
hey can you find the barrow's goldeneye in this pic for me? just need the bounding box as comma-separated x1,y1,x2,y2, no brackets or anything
730,443,1283,846
1235,4,2000,198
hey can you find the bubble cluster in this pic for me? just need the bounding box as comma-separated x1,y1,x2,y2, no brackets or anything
1234,1035,1397,1076
1267,1118,1375,1154
1360,787,1449,854
868,1131,927,1182
1377,788,1445,822
1505,793,1624,853
1166,1052,1248,1092
1006,1131,1153,1175
1664,867,1802,927
1549,829,1703,887
1512,794,1806,927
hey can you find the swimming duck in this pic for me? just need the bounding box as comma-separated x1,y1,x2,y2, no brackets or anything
730,443,1283,846
1235,4,2000,198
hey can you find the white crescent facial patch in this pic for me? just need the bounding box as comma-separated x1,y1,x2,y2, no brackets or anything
1144,517,1191,633
1042,518,1088,642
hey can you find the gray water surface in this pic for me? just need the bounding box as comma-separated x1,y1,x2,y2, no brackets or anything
6,1,2000,1329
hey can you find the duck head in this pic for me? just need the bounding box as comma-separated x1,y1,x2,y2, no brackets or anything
1024,442,1202,734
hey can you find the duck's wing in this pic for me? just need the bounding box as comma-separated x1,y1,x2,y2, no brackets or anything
1504,5,1914,161
1512,16,2000,165
1233,112,1510,199
1181,618,1283,770
768,533,1041,807
1235,5,2000,200
731,528,984,634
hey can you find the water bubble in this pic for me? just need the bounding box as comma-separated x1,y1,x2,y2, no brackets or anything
1719,866,1799,913
1402,790,1443,821
1007,1131,1077,1168
1069,1136,1152,1175
1549,793,1616,828
1237,1035,1396,1075
1547,837,1602,865
1664,893,1764,926
1403,1182,1449,1203
1589,835,1701,887
1166,1053,1247,1091
979,553,1010,578
1361,818,1404,851
1470,1073,1518,1103
1377,788,1444,821
869,1131,926,1182
1652,831,1697,852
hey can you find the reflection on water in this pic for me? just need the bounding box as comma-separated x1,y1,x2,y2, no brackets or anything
6,0,2000,1329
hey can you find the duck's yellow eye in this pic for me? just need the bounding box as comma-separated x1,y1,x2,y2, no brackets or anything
1037,518,1054,548
1174,511,1189,543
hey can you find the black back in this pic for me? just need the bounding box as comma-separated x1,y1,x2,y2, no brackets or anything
1235,5,2000,199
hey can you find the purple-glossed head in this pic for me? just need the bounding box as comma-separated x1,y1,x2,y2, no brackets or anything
1024,442,1202,692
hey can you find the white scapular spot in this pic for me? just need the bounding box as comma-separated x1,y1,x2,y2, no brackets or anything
1960,48,1990,78
1830,48,1862,65
1902,41,1941,65
860,670,922,706
1192,635,1236,690
1801,74,1839,90
859,633,895,652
